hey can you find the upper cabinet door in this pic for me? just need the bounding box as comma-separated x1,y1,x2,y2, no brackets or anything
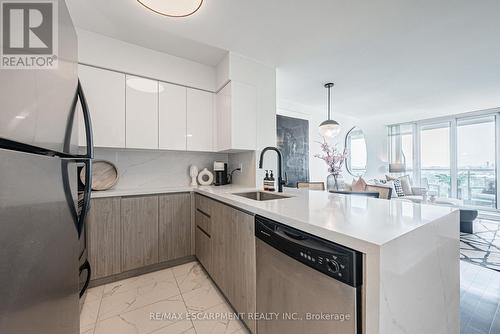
214,81,257,152
125,75,159,149
78,65,126,148
231,81,257,150
159,82,187,151
187,89,214,152
215,83,232,151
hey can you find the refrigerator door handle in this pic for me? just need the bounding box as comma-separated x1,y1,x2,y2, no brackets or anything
79,260,92,298
77,79,94,160
60,80,94,237
73,79,94,237
60,158,92,237
78,159,92,237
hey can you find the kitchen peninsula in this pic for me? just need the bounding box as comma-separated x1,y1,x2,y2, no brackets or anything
89,185,460,334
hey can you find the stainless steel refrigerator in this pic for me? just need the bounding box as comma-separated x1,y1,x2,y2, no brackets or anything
0,1,93,333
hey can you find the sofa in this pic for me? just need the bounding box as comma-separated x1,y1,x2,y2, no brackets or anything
349,175,464,206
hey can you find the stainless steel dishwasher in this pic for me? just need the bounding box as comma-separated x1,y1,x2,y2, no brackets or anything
255,215,363,334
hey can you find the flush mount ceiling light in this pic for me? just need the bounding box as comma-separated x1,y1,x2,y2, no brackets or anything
319,83,341,138
137,0,203,17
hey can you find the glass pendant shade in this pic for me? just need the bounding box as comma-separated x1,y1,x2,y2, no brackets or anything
319,83,341,138
137,0,203,17
319,120,341,137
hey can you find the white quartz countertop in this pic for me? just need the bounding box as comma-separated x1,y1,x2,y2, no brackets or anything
195,186,457,252
90,185,457,253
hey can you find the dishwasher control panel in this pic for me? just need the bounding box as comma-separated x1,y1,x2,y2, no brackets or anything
255,215,362,288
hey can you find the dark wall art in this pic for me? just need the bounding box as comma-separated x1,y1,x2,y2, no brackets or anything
277,115,309,187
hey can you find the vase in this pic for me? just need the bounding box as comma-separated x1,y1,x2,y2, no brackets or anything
327,173,344,191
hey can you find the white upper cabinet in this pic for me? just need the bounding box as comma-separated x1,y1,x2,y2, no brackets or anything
159,82,187,151
215,81,257,152
187,89,214,152
125,75,159,149
78,65,125,148
216,83,232,151
78,65,217,152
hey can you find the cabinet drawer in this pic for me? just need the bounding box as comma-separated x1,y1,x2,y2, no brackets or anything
195,209,211,236
195,225,212,273
195,195,212,217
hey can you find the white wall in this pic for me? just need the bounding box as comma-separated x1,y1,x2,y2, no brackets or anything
76,29,217,91
215,53,230,91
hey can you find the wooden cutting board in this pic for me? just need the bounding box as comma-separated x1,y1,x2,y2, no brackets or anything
80,160,119,191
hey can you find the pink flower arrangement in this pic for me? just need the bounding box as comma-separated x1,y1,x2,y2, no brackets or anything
314,137,347,175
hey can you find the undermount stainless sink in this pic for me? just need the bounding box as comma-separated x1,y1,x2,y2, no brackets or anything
233,191,291,201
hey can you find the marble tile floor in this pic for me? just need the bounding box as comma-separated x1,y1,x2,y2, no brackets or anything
81,259,500,334
80,261,249,334
461,260,500,333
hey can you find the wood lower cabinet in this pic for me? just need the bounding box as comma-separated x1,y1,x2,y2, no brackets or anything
121,196,159,271
87,193,193,283
195,195,256,332
230,208,256,332
86,197,121,280
158,193,192,262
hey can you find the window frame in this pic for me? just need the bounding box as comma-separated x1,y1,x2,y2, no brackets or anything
388,107,500,212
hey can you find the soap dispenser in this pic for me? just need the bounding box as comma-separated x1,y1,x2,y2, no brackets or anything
268,170,276,192
263,170,270,191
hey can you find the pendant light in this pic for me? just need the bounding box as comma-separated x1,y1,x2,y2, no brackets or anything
137,0,203,17
319,83,341,138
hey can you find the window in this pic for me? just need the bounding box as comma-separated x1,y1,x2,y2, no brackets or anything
420,123,451,198
388,110,500,212
389,124,414,174
457,116,496,208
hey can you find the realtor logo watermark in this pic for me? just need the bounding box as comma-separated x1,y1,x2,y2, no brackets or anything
1,0,58,69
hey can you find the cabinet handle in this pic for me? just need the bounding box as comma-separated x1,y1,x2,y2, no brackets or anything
196,225,211,238
196,208,211,218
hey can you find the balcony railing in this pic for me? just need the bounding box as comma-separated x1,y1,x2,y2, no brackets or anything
420,168,496,208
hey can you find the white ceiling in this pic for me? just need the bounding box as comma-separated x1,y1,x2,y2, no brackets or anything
67,0,500,120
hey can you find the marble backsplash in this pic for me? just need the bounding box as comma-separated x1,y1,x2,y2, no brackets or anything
91,148,228,190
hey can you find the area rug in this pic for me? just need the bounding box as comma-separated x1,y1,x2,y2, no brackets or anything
461,219,500,272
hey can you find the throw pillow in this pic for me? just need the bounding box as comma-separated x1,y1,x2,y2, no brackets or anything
386,174,412,196
385,180,398,198
352,177,367,192
393,179,405,197
365,185,393,200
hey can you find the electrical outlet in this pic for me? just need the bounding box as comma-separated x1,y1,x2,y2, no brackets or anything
238,163,243,173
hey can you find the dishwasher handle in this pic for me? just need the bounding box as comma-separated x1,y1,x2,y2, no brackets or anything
257,217,340,255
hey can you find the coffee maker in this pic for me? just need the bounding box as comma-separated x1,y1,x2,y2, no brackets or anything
213,161,228,186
